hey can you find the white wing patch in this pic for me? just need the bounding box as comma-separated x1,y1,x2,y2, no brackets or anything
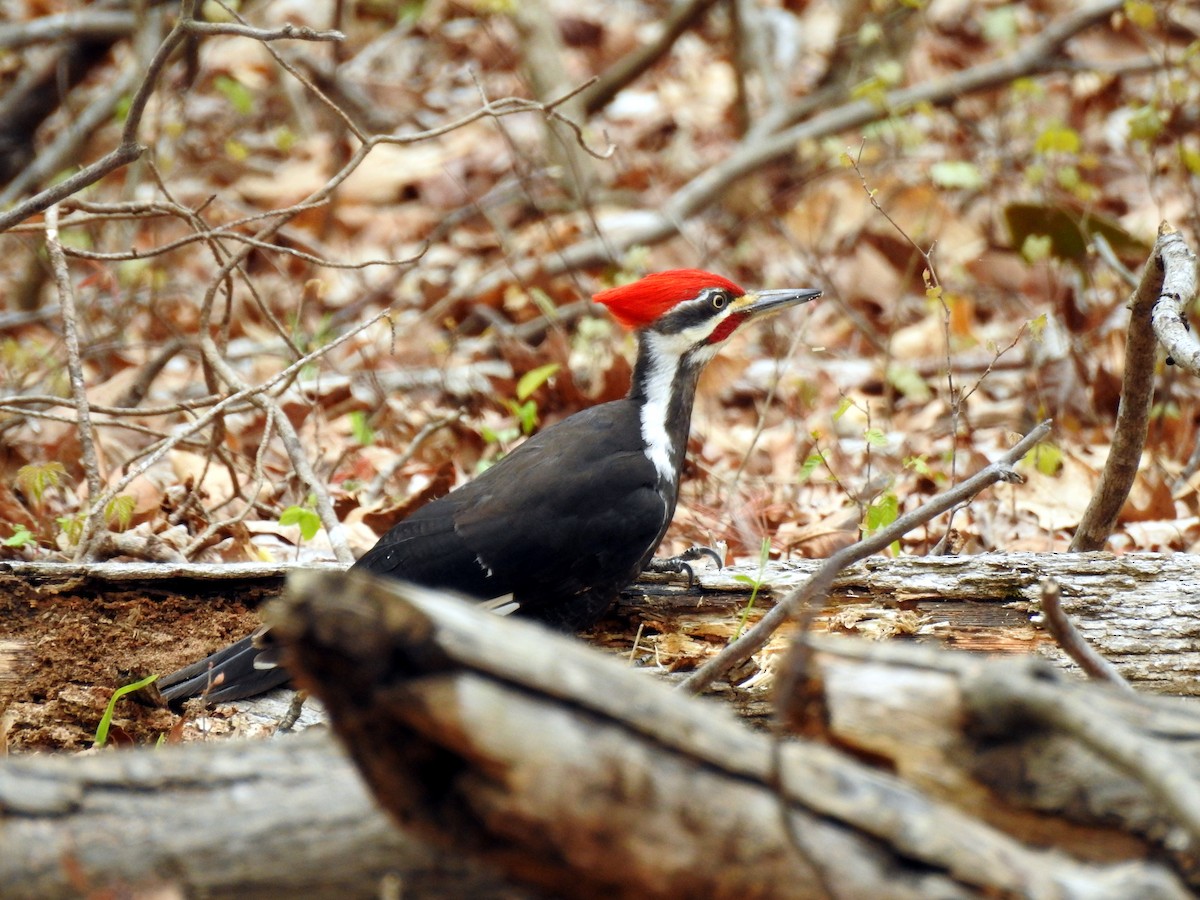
480,594,520,616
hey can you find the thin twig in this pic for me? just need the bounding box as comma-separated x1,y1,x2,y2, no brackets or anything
180,20,343,42
44,205,107,558
71,310,392,558
1037,578,1136,693
362,411,463,507
427,0,1129,315
679,421,1054,696
183,406,278,558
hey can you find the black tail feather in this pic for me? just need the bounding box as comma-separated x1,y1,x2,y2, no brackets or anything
158,634,290,704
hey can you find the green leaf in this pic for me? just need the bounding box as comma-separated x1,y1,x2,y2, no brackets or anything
1020,234,1053,264
903,455,932,476
2,523,33,547
864,491,899,535
930,160,984,191
516,363,560,401
886,365,932,402
1034,125,1080,156
981,6,1018,43
1023,443,1063,476
348,410,374,446
832,397,854,421
105,494,136,530
95,673,159,748
864,428,888,447
798,452,825,483
515,400,538,435
17,461,67,504
1127,104,1164,142
213,74,254,115
1124,0,1156,28
280,505,322,541
56,513,84,546
224,139,249,162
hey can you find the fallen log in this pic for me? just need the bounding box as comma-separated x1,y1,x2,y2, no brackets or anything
4,549,1199,695
259,569,1194,899
6,564,1197,897
0,728,535,899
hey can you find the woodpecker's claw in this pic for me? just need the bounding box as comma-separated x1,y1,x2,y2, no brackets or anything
645,546,724,588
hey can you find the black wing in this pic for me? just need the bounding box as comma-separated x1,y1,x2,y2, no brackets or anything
354,399,668,621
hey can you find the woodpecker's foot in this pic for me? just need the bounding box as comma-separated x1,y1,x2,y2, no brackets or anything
644,546,724,588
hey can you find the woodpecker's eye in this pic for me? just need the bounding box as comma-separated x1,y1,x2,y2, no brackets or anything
710,291,728,311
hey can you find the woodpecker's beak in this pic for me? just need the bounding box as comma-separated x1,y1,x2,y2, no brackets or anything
734,287,822,320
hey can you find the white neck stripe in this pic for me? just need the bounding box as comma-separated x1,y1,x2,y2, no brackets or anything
639,332,680,484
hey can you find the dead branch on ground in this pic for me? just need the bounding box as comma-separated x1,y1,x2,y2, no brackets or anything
0,729,530,900
262,570,1192,899
678,420,1052,694
1070,224,1192,551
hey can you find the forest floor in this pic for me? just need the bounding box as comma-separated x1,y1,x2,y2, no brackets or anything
1,0,1199,751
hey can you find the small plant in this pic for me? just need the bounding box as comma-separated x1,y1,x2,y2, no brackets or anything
56,513,85,546
480,363,562,466
94,674,159,748
864,489,901,555
105,494,136,530
731,537,772,641
16,461,68,505
279,500,322,542
348,410,374,446
2,523,33,547
506,363,560,436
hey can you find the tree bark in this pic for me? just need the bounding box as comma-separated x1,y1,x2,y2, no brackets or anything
5,551,1200,694
0,729,535,899
261,570,1191,899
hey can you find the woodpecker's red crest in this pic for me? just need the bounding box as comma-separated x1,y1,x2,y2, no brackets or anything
594,269,745,330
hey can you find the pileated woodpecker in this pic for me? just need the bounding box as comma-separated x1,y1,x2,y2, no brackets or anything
158,270,820,702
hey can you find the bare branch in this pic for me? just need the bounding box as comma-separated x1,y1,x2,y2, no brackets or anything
1149,226,1200,375
71,311,393,560
180,20,343,42
1037,578,1135,693
679,421,1055,696
1069,224,1180,551
0,10,135,49
44,205,106,557
362,411,463,506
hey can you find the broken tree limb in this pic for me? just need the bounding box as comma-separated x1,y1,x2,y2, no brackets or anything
679,420,1053,695
263,569,1191,899
1071,223,1193,551
1150,224,1200,376
0,729,533,900
811,638,1200,879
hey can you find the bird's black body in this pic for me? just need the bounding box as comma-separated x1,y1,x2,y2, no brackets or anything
157,271,819,703
355,399,674,627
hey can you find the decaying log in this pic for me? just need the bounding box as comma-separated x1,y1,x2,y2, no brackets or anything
259,569,1193,899
5,550,1200,695
0,729,534,900
619,551,1200,695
